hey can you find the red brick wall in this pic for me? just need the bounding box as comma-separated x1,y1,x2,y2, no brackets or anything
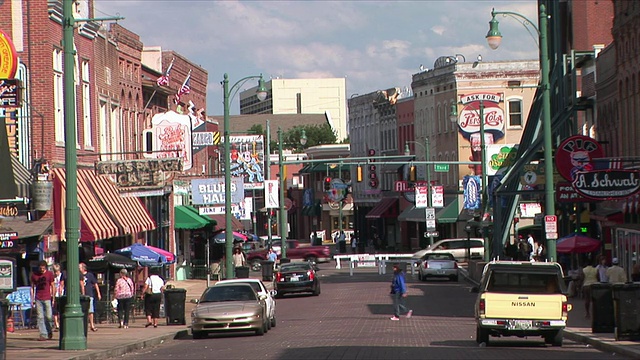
570,0,614,50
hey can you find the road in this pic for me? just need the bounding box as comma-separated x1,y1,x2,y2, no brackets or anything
123,265,626,359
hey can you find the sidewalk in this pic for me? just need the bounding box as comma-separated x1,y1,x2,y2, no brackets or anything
5,278,213,360
459,267,640,358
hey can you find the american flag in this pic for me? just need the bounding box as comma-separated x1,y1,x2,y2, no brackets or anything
156,58,174,86
178,71,191,97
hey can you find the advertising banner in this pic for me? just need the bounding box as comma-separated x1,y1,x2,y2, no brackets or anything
221,135,265,190
414,186,428,208
265,180,279,208
463,175,481,210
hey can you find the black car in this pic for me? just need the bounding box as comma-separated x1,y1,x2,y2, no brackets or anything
273,262,320,298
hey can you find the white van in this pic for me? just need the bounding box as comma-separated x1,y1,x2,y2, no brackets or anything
412,238,484,262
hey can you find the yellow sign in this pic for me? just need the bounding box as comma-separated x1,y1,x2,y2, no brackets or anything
0,30,18,79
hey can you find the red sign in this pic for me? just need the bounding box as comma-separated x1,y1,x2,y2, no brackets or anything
555,135,604,181
394,180,428,193
0,30,18,79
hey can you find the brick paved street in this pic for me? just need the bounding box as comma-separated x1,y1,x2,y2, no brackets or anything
121,265,625,360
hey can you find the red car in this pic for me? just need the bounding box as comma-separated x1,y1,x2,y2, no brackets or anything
273,262,321,298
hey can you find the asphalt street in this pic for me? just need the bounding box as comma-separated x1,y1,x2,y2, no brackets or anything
120,265,626,360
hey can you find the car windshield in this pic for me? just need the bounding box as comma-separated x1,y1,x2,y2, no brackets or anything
200,286,257,303
226,281,261,293
280,264,310,272
424,253,455,261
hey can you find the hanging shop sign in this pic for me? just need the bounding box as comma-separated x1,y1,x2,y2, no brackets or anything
555,135,604,181
0,256,16,292
0,204,17,217
95,158,182,188
0,30,18,79
463,175,481,210
0,79,20,108
220,135,265,190
142,111,193,171
572,169,640,200
191,177,244,206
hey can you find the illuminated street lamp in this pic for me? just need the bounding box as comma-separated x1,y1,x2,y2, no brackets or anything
223,73,267,278
486,5,555,261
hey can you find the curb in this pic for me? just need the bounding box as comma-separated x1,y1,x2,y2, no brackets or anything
65,330,190,360
562,330,640,358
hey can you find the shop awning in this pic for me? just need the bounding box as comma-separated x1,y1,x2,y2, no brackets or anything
398,206,426,222
299,163,327,174
590,208,623,223
436,197,459,223
175,205,212,230
0,216,53,239
182,206,217,228
365,198,398,219
206,214,243,231
11,156,32,198
88,172,156,235
52,168,156,241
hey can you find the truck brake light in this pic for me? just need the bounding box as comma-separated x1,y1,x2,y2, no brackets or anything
562,301,568,318
479,299,485,316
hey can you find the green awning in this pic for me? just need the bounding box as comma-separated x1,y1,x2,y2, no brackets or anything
436,198,459,224
299,163,327,174
174,205,213,229
398,206,426,222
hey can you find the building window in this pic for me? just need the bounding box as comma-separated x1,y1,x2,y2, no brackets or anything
508,99,523,127
53,49,64,143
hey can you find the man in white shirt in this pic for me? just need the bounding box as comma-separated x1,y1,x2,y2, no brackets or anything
527,234,536,261
606,258,627,284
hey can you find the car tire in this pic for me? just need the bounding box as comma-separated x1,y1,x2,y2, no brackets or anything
270,316,277,328
545,330,563,347
418,272,423,281
305,256,318,264
192,331,206,340
476,326,489,345
313,285,321,296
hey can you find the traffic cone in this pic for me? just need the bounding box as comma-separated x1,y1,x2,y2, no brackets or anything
7,317,14,332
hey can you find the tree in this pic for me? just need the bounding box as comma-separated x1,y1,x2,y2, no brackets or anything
281,124,337,152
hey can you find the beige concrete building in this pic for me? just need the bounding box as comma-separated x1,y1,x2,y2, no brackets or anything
239,78,348,141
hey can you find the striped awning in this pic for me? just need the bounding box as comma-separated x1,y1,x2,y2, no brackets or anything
11,155,32,198
52,168,156,242
88,172,156,235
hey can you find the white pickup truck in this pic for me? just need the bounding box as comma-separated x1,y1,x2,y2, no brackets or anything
471,261,572,346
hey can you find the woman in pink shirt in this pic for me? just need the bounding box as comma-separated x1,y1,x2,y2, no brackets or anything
114,269,135,329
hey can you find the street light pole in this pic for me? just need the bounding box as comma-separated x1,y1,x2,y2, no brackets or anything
278,128,287,259
487,5,555,261
266,120,272,248
478,100,489,262
223,73,267,279
60,0,85,349
405,138,433,246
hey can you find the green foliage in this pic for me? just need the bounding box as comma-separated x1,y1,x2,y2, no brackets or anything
278,124,337,152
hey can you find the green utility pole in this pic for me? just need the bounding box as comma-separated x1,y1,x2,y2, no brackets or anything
424,137,433,247
60,0,85,349
278,128,287,259
266,120,272,248
487,5,554,261
478,100,490,262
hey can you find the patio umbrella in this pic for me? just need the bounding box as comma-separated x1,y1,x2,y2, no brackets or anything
212,231,248,244
86,253,138,273
115,243,171,267
556,233,602,254
145,244,176,263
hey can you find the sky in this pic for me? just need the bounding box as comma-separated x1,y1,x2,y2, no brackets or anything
94,0,539,116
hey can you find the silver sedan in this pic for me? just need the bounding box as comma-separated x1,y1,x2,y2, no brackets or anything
417,253,459,282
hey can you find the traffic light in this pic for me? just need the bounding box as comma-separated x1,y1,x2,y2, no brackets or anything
356,166,363,182
409,165,416,182
324,177,332,191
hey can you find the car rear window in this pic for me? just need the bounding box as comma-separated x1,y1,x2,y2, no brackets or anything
425,254,455,261
486,271,561,294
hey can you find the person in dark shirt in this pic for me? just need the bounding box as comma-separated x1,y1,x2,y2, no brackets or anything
31,261,55,341
79,262,101,332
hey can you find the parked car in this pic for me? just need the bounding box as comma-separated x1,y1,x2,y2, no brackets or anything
247,240,331,271
190,283,268,339
215,278,277,329
418,253,459,281
273,262,320,298
412,238,484,262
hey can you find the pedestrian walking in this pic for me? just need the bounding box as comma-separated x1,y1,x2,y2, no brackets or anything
389,263,412,321
267,247,278,270
114,269,135,329
351,234,358,254
31,261,55,341
142,268,165,328
52,263,65,331
606,258,627,284
596,255,609,283
526,233,536,260
232,247,246,268
79,262,101,332
579,259,598,318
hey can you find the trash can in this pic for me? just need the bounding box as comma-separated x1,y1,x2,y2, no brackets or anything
58,295,90,349
262,260,274,281
612,283,640,340
591,283,615,333
235,266,250,279
0,299,8,360
164,288,187,325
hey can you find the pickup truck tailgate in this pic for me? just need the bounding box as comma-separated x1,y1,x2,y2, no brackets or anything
483,293,564,319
